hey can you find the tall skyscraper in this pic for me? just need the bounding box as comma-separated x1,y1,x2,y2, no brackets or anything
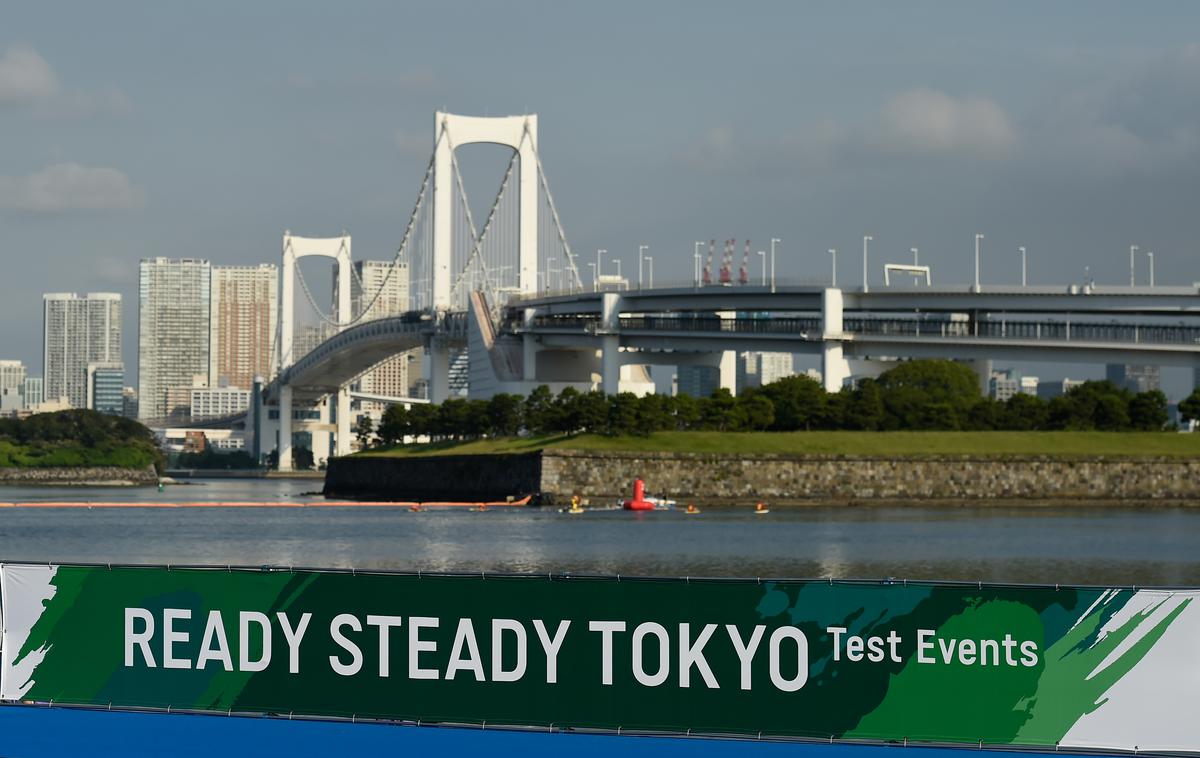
209,264,278,390
1106,364,1161,394
42,293,122,410
737,351,795,392
138,258,211,420
334,260,417,406
677,365,720,398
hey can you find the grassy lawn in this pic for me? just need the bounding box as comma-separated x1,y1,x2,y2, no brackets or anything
356,431,1200,458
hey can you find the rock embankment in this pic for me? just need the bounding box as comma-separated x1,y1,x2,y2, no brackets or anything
326,450,1200,506
0,465,159,487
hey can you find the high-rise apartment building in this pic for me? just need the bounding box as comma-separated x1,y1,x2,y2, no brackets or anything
138,258,211,420
335,260,418,405
23,377,43,408
42,293,122,410
209,264,277,390
738,352,795,392
86,363,125,415
1106,364,1161,394
677,365,720,399
0,360,26,413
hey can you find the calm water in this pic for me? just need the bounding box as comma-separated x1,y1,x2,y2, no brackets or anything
0,478,1198,586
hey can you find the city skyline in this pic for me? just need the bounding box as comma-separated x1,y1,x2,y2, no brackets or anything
2,3,1200,399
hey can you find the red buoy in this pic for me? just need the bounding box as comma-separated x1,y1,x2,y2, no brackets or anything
622,479,655,511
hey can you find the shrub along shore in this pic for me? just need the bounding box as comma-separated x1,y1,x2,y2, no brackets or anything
0,410,163,472
353,360,1199,455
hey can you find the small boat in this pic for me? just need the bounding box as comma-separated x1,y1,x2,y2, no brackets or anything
754,502,770,515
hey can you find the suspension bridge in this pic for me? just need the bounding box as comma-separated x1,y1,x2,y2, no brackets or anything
268,112,584,470
263,112,1200,471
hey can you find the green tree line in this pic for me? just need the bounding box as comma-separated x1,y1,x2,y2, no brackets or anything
363,359,1184,446
0,410,164,470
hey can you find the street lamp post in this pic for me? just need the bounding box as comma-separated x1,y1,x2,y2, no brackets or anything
693,241,703,288
1130,245,1138,287
614,258,623,289
1147,251,1155,287
596,249,607,291
645,256,653,289
862,236,872,292
757,250,766,286
1018,246,1026,287
974,233,984,292
587,262,597,291
829,249,837,287
638,244,648,289
911,247,919,266
769,238,780,293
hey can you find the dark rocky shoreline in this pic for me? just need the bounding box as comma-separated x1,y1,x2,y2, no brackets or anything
324,450,1200,506
0,465,159,487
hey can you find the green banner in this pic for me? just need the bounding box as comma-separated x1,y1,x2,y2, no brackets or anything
2,564,1197,751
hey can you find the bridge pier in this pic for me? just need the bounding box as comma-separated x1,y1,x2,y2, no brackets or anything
278,385,293,472
821,288,851,392
335,386,352,457
429,341,451,403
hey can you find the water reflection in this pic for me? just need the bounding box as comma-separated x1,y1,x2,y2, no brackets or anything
1,479,1198,586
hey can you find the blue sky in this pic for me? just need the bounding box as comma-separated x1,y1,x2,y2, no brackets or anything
2,2,1199,395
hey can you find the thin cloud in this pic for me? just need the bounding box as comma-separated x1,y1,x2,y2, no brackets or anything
0,44,58,104
875,88,1016,159
0,163,145,213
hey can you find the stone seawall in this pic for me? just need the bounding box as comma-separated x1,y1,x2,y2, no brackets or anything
0,465,158,487
325,451,1200,505
324,454,542,501
539,450,1200,505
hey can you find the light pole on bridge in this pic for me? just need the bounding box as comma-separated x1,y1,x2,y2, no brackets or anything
638,244,648,289
693,241,703,288
587,262,597,292
1147,251,1155,287
645,256,653,289
974,233,984,293
862,236,872,292
757,250,766,286
911,247,919,266
1019,246,1027,287
1130,245,1138,287
770,238,780,293
829,249,837,287
596,249,607,292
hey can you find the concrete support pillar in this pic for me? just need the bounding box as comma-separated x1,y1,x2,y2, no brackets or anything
822,343,852,392
522,308,538,380
278,385,293,472
599,292,623,395
601,335,620,395
334,386,352,457
429,342,450,403
310,406,331,467
820,288,849,392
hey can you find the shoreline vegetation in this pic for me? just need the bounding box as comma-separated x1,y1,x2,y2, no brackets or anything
357,430,1200,459
352,360,1199,462
0,410,162,474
